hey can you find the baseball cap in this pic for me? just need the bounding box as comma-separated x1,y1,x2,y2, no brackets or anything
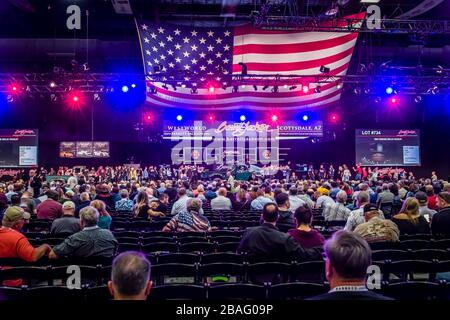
364,203,379,214
62,201,76,210
415,191,428,204
2,206,31,224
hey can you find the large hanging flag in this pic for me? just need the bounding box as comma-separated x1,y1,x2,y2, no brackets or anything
137,13,364,110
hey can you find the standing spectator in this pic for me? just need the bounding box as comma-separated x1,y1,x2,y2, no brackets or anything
50,201,81,235
211,188,232,211
431,192,450,236
108,252,152,301
36,190,63,220
288,205,325,249
392,198,430,235
91,200,112,230
322,191,351,221
309,231,391,300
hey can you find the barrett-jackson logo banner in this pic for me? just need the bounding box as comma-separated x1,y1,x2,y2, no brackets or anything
163,120,323,140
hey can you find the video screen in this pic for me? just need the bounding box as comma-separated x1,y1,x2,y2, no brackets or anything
0,129,38,167
355,129,421,166
60,141,110,158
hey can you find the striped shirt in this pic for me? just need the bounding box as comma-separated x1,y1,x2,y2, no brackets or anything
164,210,211,232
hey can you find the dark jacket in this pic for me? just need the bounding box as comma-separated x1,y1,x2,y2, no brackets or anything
431,207,450,236
276,210,296,233
309,290,393,300
392,215,430,235
237,223,322,261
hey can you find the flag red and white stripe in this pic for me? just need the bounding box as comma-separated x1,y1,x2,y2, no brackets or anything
141,13,364,110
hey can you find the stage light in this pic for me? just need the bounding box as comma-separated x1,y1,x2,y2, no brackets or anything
302,85,309,94
208,114,215,121
386,86,393,94
208,86,215,93
271,114,278,122
390,97,398,104
131,83,136,88
240,115,246,122
73,95,79,102
10,84,20,93
143,112,153,123
330,113,339,122
122,85,129,93
176,115,183,121
49,81,56,88
302,115,309,121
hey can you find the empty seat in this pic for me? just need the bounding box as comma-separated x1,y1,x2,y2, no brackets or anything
372,250,410,261
151,284,206,301
179,242,216,253
247,262,291,284
400,240,432,250
267,282,329,300
201,253,245,264
291,261,326,283
217,242,240,252
141,242,178,253
207,283,267,300
157,253,200,265
381,281,442,300
117,242,140,253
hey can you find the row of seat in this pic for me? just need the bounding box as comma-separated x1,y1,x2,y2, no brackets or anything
370,239,450,251
1,281,450,301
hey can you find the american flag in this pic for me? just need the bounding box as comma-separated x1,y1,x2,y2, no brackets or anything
137,13,364,111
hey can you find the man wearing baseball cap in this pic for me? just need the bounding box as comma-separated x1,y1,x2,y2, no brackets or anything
0,206,51,262
354,203,400,243
50,201,81,235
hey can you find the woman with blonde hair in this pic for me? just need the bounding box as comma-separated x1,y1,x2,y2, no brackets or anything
90,199,112,229
392,197,430,235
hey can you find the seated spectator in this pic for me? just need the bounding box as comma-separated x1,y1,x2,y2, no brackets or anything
288,187,306,212
95,184,115,211
134,192,163,220
211,187,232,211
50,201,81,235
309,231,391,300
162,198,210,232
205,185,217,200
415,191,437,222
322,190,351,221
91,200,112,230
36,190,63,220
155,193,169,215
274,192,295,232
426,185,438,210
251,189,275,210
238,203,322,261
329,181,341,200
345,192,384,232
108,251,152,301
49,206,118,259
195,184,206,200
288,205,325,249
377,183,395,205
392,197,430,235
1,206,51,262
315,189,335,209
431,192,450,236
171,188,190,215
148,200,166,218
115,189,133,212
0,206,51,286
75,192,91,217
20,191,37,214
354,204,400,243
232,188,251,211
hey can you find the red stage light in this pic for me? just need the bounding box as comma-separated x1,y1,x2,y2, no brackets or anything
271,114,278,122
73,96,79,102
330,114,339,122
10,84,20,93
302,85,309,94
208,115,214,121
208,86,215,93
390,97,398,104
143,113,153,123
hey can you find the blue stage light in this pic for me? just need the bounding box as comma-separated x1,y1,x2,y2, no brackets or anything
240,115,246,121
122,85,129,93
131,83,136,88
302,115,309,121
386,87,393,94
176,115,183,121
